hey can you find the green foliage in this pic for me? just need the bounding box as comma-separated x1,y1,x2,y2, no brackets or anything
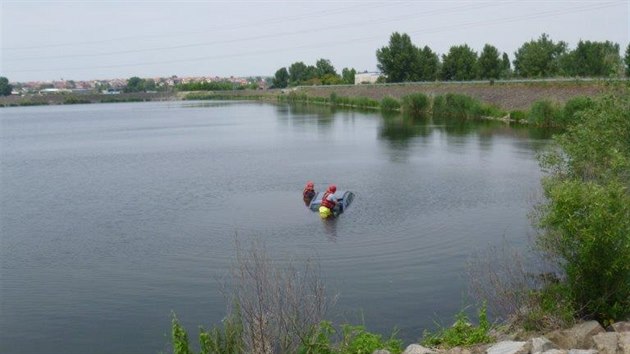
432,93,502,119
380,96,401,112
521,283,576,331
418,46,440,81
539,179,630,322
537,91,630,323
172,308,245,354
401,93,429,115
124,76,147,93
63,96,91,105
509,110,527,121
421,304,493,349
316,59,337,78
341,68,356,85
559,96,594,127
561,40,621,77
273,67,289,88
199,308,245,354
624,44,630,77
527,100,562,127
338,325,403,354
440,44,478,81
172,314,193,354
376,32,421,82
0,76,13,96
333,96,379,109
289,61,314,85
177,81,240,91
513,33,567,77
478,44,502,80
298,322,402,354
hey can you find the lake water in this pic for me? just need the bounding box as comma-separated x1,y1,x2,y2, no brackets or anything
0,101,551,353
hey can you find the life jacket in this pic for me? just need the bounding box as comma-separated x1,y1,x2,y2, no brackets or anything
303,187,315,199
320,191,336,209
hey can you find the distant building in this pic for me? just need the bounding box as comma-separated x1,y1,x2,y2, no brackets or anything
354,72,381,85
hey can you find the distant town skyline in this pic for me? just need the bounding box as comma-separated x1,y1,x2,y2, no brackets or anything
2,0,629,82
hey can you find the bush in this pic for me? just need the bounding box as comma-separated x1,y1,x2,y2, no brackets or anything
431,94,503,119
401,93,429,115
528,100,562,127
538,179,630,322
380,96,401,112
521,283,576,331
421,304,493,349
537,90,630,324
509,110,527,121
298,322,403,354
559,96,594,127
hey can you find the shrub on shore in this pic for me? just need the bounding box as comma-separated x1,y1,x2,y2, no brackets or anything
528,100,562,126
432,93,503,119
537,90,630,324
401,93,429,116
380,96,401,112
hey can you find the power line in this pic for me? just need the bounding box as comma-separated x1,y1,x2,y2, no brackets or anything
6,2,621,74
4,3,497,62
1,2,394,51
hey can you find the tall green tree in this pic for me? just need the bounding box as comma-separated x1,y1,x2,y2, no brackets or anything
624,43,630,77
440,44,478,81
315,59,337,77
341,67,356,84
376,32,421,82
478,44,502,79
273,67,289,88
0,76,13,96
561,40,621,77
417,45,440,81
124,76,146,92
513,33,567,77
288,62,309,85
144,79,156,91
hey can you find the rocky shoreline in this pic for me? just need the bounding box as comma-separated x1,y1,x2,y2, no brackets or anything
389,321,630,354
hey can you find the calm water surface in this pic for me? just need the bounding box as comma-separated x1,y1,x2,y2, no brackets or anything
1,101,551,353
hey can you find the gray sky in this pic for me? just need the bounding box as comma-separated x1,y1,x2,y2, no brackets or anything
1,0,628,82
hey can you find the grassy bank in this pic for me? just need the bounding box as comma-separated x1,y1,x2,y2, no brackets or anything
0,91,176,107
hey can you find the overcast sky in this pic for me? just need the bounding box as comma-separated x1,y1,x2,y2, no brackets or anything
1,0,628,82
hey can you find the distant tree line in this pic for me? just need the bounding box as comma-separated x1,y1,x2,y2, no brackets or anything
272,33,630,87
176,80,259,91
377,32,629,83
272,59,356,88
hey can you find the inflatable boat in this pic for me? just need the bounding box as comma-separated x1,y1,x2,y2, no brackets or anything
308,190,355,216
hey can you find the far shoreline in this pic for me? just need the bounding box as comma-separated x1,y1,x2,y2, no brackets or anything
0,78,621,111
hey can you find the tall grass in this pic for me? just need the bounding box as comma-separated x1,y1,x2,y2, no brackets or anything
401,93,429,116
432,93,503,119
380,96,401,112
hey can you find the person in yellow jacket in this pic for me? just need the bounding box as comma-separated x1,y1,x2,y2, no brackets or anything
318,184,338,219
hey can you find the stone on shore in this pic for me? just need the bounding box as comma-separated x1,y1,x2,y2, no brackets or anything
611,322,630,333
592,332,619,354
547,321,605,349
486,341,529,354
530,337,557,353
402,344,436,354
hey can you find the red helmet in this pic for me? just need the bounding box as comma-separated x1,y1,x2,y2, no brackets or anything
328,184,337,193
306,181,314,188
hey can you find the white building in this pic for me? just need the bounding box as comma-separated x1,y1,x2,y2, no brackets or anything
354,72,381,85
